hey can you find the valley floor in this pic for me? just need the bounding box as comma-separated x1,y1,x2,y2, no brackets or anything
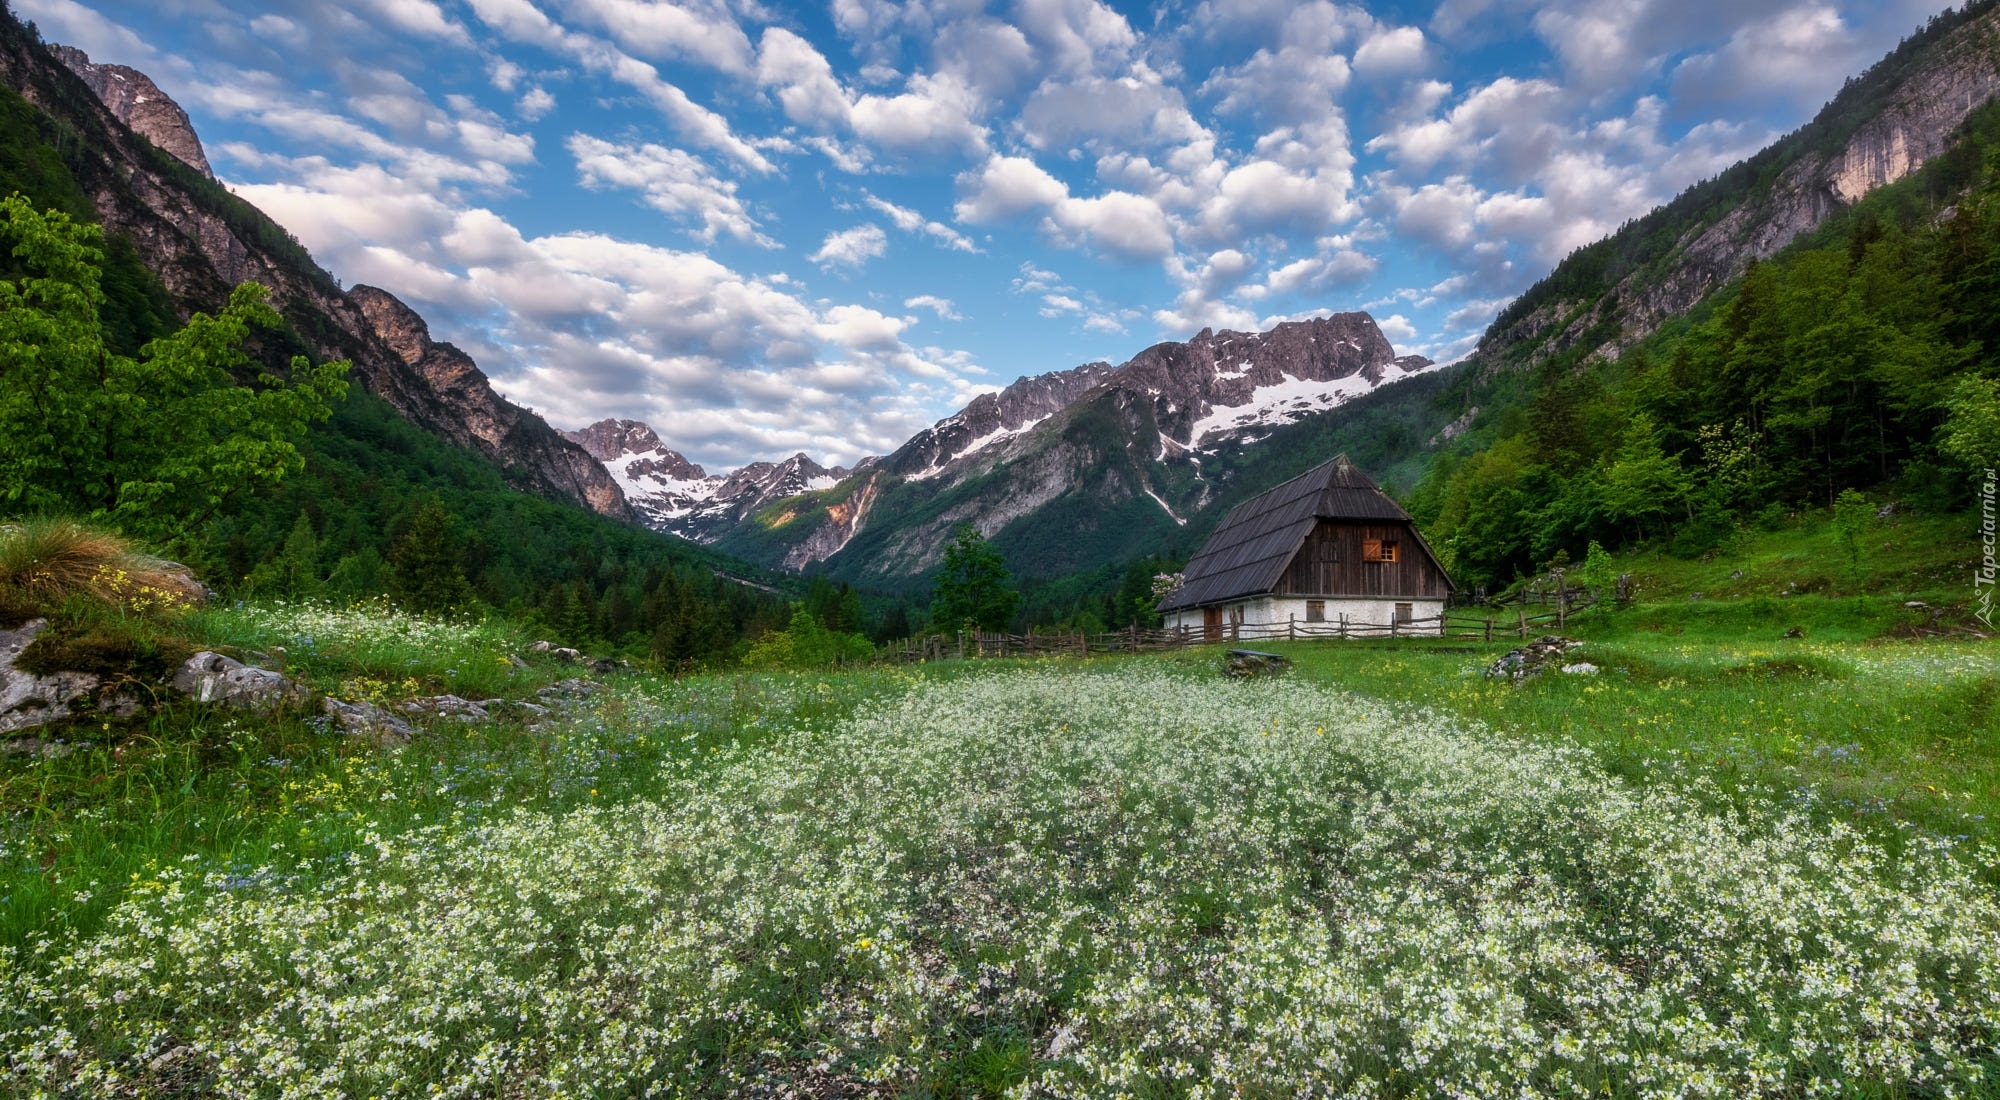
3,602,1998,1097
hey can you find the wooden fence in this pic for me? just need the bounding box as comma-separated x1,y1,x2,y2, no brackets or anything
876,603,1587,663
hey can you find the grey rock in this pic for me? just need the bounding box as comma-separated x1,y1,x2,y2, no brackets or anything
51,45,212,176
1,737,76,758
1224,649,1293,679
1560,662,1600,675
1486,636,1582,683
323,696,414,747
0,619,100,735
536,677,602,704
506,654,531,669
172,651,311,712
400,694,491,720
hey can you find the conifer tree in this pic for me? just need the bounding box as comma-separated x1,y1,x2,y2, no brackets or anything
389,499,476,616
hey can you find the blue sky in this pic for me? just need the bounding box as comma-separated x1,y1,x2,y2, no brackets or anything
28,0,1949,470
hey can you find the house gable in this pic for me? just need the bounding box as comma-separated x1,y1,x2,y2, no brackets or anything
1159,454,1451,611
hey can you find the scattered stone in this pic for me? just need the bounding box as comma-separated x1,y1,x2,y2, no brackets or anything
1730,570,1743,580
1486,635,1582,682
1782,626,1805,639
1690,592,1705,601
1875,501,1899,519
1224,649,1292,679
322,697,415,748
1,736,76,759
483,698,550,720
1905,600,1929,610
171,651,311,712
0,619,100,735
1560,662,1600,675
551,647,583,662
536,677,601,704
529,641,553,654
506,655,531,669
95,685,142,718
400,694,491,721
590,657,619,674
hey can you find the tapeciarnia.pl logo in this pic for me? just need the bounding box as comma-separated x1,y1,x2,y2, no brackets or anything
1979,469,1996,629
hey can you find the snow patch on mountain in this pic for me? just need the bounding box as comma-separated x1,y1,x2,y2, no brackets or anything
1190,360,1440,448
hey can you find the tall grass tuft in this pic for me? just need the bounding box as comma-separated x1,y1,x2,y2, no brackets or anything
0,518,198,624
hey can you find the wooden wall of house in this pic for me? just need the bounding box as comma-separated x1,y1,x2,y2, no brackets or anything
1276,520,1452,599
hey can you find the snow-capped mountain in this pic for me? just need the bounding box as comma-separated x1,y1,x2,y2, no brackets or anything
562,419,854,541
571,312,1439,580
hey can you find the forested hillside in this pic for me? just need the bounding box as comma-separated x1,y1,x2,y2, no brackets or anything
1411,97,2000,589
0,38,794,664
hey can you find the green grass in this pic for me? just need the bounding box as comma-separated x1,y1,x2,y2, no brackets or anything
1168,617,2000,854
5,589,1999,1095
0,601,919,954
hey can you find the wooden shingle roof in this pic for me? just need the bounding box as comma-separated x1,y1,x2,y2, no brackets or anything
1157,455,1416,611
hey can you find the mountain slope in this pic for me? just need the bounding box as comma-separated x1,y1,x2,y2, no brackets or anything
0,16,632,522
1473,0,2000,376
694,312,1443,590
1409,3,2000,589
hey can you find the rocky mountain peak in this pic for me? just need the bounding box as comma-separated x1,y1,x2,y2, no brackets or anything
564,418,665,464
51,45,211,178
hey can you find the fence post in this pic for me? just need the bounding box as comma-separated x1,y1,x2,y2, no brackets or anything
1485,618,1493,642
1516,606,1527,638
1289,614,1296,641
1391,615,1399,639
1338,613,1347,640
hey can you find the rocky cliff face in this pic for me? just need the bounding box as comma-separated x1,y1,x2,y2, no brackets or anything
0,21,633,522
1472,3,2000,373
50,45,210,178
350,287,634,521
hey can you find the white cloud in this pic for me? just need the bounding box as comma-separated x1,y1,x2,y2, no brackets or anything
757,28,990,160
518,87,556,120
809,224,889,269
464,0,773,171
355,0,474,46
906,295,961,320
569,135,771,245
955,154,1174,260
1352,25,1428,77
556,0,757,75
864,194,979,252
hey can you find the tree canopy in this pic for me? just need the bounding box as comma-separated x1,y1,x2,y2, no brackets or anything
0,194,348,544
930,524,1019,632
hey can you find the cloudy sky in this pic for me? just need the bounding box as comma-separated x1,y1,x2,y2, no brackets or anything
31,0,1948,469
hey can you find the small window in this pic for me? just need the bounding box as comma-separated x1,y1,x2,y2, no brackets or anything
1395,602,1413,623
1364,538,1400,563
1305,600,1325,622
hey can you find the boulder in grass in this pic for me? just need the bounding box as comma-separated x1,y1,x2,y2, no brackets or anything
0,619,99,735
1486,636,1582,683
1225,649,1293,679
172,651,311,712
323,697,415,748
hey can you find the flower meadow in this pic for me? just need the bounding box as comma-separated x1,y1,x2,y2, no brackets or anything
5,668,2000,1097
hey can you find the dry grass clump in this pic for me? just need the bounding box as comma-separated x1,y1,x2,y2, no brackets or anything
0,518,200,625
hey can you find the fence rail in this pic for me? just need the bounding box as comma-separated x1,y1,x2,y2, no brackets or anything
877,604,1584,663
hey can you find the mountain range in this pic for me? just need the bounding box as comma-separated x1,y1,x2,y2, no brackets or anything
9,1,2000,604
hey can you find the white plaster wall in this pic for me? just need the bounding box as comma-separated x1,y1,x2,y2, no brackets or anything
1167,598,1446,637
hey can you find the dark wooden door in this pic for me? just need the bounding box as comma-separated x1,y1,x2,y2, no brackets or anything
1203,606,1221,641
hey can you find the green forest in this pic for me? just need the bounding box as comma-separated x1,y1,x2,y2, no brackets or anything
1407,95,2000,591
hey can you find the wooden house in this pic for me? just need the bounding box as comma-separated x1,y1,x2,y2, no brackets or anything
1157,454,1453,638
